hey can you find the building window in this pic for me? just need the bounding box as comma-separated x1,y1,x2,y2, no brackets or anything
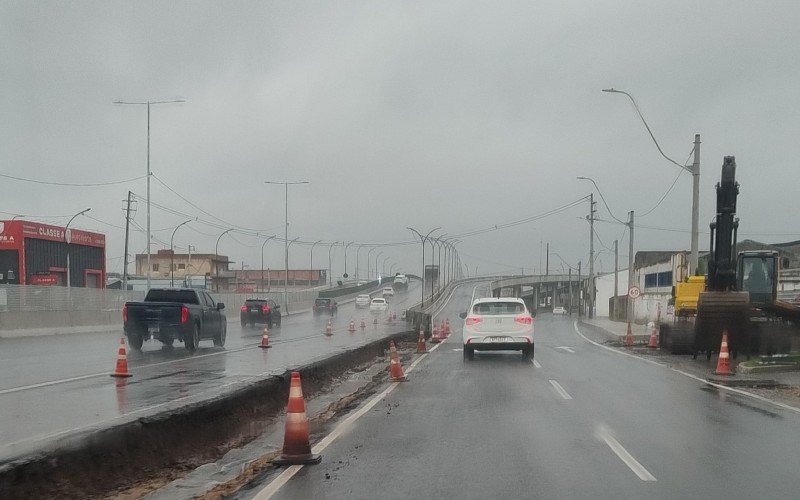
178,263,186,270
152,264,159,272
645,271,673,288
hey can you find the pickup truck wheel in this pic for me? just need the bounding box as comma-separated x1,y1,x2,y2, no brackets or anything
185,323,199,352
214,321,227,347
127,331,144,351
240,319,246,328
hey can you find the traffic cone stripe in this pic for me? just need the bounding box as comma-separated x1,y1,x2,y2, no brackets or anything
274,371,321,465
715,330,733,376
111,337,132,378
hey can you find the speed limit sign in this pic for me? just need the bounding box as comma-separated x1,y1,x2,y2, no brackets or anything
628,286,641,299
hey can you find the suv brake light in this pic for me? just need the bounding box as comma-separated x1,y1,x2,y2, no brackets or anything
465,316,482,326
515,315,533,325
181,305,189,324
241,305,248,312
122,304,128,323
262,304,270,313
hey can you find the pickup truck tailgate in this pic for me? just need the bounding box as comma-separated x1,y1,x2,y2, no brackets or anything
126,302,183,327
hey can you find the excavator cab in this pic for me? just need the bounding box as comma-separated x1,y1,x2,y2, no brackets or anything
737,251,778,309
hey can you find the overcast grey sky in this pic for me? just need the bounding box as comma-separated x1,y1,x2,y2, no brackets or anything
2,1,799,277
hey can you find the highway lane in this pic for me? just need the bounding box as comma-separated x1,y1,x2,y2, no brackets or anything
0,283,420,462
253,281,800,500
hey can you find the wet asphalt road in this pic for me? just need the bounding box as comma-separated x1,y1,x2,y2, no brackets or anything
254,281,800,500
0,283,420,462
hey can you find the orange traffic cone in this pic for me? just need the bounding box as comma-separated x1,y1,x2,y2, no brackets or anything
648,323,658,349
360,318,366,330
430,324,441,344
388,341,407,382
348,319,356,333
441,320,447,337
416,328,428,353
715,330,733,376
110,336,133,378
273,372,322,465
445,318,451,336
325,320,333,337
259,327,272,348
624,322,634,348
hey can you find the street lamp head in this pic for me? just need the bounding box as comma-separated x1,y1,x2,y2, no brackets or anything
602,88,618,93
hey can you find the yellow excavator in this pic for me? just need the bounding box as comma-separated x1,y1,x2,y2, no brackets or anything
660,156,798,358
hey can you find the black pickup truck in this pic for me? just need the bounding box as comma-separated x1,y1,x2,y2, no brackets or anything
123,288,227,351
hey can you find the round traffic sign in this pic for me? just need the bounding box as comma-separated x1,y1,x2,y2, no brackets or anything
628,286,641,299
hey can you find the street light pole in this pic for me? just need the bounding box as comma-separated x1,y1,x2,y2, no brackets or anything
327,241,339,286
286,237,299,310
407,226,441,308
374,251,384,281
310,240,322,280
602,88,699,275
343,241,354,278
367,247,376,281
170,219,192,287
261,235,276,292
215,228,234,292
114,98,185,291
382,255,390,276
265,180,309,311
65,208,91,290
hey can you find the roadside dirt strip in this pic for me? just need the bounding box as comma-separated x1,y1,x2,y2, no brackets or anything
0,331,417,500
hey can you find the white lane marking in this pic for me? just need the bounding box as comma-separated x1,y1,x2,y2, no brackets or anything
532,359,542,368
595,424,657,481
452,348,463,352
548,379,573,400
573,321,800,415
254,338,447,499
555,346,575,353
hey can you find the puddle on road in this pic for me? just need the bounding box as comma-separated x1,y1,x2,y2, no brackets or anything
699,386,782,419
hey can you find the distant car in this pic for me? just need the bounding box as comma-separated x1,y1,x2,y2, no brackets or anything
355,294,371,309
313,298,338,317
382,286,395,298
461,297,534,361
370,297,388,313
552,306,566,315
240,298,282,328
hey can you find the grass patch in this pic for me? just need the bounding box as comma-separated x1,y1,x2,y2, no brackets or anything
740,353,800,368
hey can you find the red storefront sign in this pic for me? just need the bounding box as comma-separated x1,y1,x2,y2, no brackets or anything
0,220,105,248
30,274,59,286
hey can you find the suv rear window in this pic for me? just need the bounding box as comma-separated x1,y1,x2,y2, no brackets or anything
315,299,331,305
245,299,266,306
472,302,525,315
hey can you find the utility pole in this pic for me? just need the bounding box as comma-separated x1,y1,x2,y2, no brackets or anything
114,98,185,291
614,239,619,300
577,261,582,316
546,242,549,277
568,267,572,316
122,191,133,291
690,134,701,275
628,210,635,324
588,193,596,318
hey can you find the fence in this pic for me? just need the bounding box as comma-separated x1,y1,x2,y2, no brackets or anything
0,285,144,313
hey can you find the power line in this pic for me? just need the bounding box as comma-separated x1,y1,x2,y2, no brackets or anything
638,146,695,218
0,172,147,187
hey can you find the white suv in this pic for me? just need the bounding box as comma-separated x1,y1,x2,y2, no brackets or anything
382,286,395,298
461,297,534,361
355,294,371,308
